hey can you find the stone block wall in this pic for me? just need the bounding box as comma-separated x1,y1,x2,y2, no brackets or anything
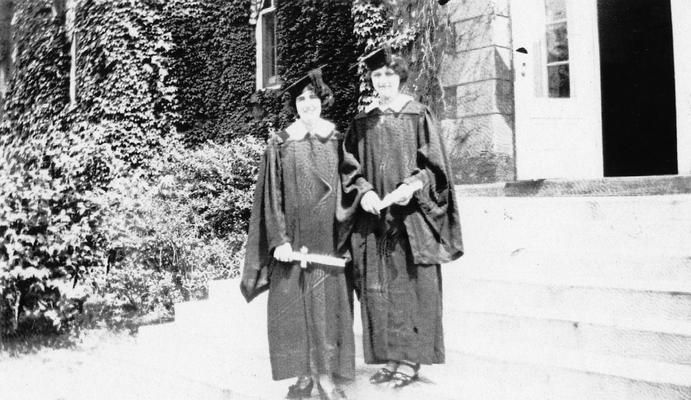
441,0,516,184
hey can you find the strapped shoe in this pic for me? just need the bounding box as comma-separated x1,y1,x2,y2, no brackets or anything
369,367,396,384
285,377,313,399
390,361,420,389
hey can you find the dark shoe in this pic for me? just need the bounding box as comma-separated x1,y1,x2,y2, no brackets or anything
369,367,395,384
318,384,347,400
390,362,420,389
285,377,313,399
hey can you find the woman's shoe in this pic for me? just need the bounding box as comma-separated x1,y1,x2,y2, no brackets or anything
285,377,313,399
369,367,395,384
317,384,347,400
389,361,419,389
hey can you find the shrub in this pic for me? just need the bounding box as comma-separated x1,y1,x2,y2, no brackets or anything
0,154,107,336
86,136,263,318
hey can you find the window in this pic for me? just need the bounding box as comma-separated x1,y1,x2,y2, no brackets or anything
544,0,570,97
256,0,279,89
66,0,78,107
69,31,78,107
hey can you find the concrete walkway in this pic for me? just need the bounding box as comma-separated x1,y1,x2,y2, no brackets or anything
1,315,475,400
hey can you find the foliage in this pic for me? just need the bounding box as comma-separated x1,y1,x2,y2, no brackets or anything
0,0,101,336
87,136,263,317
275,0,360,133
1,0,71,166
0,165,101,335
352,0,450,115
163,0,255,145
0,0,183,335
74,0,178,171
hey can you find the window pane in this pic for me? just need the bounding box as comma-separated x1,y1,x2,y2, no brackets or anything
546,22,568,63
548,64,570,97
262,11,276,86
545,0,567,22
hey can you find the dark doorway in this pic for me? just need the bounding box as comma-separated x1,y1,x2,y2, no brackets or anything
598,0,677,176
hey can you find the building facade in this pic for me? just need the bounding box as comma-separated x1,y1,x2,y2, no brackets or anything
442,0,691,183
253,0,691,184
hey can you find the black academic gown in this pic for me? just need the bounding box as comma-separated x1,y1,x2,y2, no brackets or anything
241,127,356,381
340,98,463,365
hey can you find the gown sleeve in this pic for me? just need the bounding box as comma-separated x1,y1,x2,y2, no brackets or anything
240,138,290,302
337,122,373,249
339,121,374,209
404,107,464,261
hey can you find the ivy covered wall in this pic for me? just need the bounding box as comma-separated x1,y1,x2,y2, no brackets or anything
74,0,178,171
276,0,360,133
0,0,259,335
2,0,71,165
165,0,256,145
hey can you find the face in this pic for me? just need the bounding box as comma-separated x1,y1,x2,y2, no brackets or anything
295,88,322,123
370,66,401,100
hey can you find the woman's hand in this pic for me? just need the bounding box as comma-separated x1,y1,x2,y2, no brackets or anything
360,190,382,215
273,242,293,262
391,184,416,205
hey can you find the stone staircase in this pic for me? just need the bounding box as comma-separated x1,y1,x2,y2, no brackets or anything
443,193,691,399
132,189,691,399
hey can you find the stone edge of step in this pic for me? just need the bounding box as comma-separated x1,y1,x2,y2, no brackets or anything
452,340,691,387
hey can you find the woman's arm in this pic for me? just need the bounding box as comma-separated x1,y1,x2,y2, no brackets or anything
262,139,291,252
339,122,379,216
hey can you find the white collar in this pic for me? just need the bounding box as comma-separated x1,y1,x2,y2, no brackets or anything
364,94,413,113
285,118,335,140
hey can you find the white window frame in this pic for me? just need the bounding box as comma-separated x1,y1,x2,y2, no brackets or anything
255,1,279,90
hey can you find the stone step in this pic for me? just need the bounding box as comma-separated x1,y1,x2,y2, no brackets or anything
458,195,691,257
454,175,691,197
447,264,691,295
447,278,691,323
458,194,691,222
432,351,690,400
453,339,691,390
450,251,691,283
447,311,691,365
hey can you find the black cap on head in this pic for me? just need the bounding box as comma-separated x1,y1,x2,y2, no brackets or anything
282,65,329,98
360,46,392,71
281,65,334,111
283,74,312,100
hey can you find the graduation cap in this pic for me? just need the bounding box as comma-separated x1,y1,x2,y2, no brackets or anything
348,41,407,72
351,46,393,72
281,65,334,109
281,65,329,99
362,46,392,71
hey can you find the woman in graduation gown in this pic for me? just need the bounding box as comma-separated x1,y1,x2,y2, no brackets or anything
340,47,464,388
241,68,355,400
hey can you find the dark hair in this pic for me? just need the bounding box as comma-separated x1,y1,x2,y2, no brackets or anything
284,81,334,115
365,54,409,85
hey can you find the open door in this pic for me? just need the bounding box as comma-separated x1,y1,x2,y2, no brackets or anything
598,0,678,177
511,0,603,179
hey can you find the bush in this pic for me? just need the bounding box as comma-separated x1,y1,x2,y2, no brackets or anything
86,136,263,319
0,155,106,336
